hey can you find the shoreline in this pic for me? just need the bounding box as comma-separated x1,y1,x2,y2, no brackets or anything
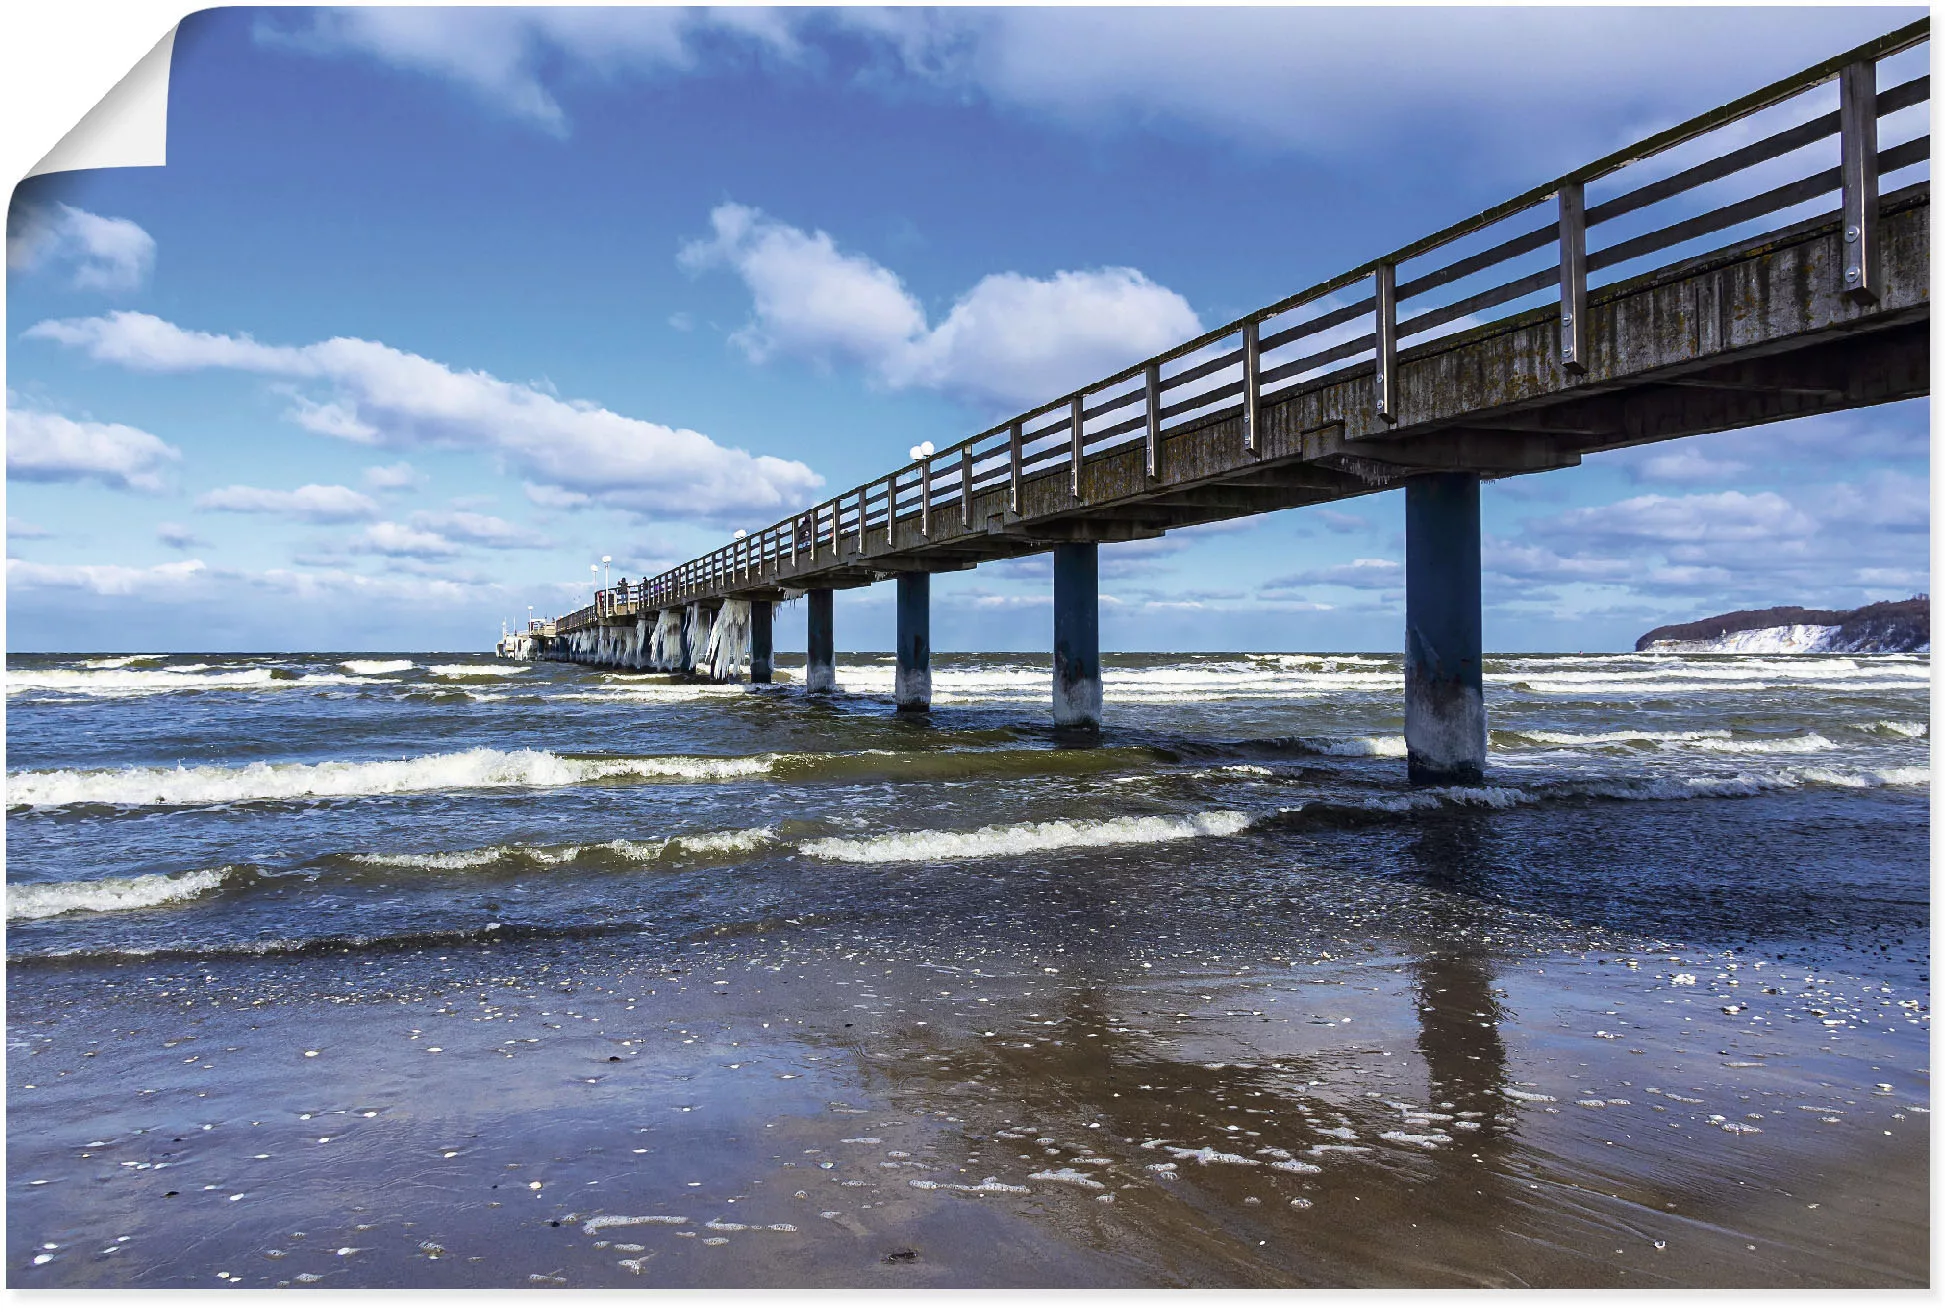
8,929,1926,1288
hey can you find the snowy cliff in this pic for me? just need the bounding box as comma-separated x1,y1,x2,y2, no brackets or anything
1636,597,1929,654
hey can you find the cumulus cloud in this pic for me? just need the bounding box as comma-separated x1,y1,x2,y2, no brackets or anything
680,203,1201,409
196,483,380,523
6,407,180,493
6,203,156,292
28,311,822,521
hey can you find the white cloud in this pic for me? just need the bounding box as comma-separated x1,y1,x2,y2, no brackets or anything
6,407,180,493
1484,538,1634,585
28,311,822,522
259,7,790,135
1817,469,1929,534
1529,490,1817,556
1489,474,1928,610
6,557,207,597
7,517,52,540
357,521,460,559
1315,509,1371,535
363,461,422,490
1625,448,1750,484
681,203,1200,409
1262,557,1403,592
410,509,533,549
263,8,1901,169
196,483,380,524
156,522,209,550
6,203,156,292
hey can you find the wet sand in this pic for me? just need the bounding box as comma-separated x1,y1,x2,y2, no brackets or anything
8,928,1927,1287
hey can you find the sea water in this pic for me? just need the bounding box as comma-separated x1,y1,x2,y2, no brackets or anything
5,649,1930,1286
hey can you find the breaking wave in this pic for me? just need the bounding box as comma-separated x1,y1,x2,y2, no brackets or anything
1859,720,1929,738
7,747,778,809
801,810,1252,864
6,667,368,697
80,654,165,669
8,867,235,921
341,659,414,675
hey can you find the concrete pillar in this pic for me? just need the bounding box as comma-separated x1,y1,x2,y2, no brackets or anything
1052,542,1102,730
894,572,931,712
806,588,836,694
750,601,773,684
1404,472,1486,784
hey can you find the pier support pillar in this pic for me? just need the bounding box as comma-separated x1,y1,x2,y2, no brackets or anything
686,602,716,676
806,588,836,694
1052,543,1102,730
895,572,931,712
750,601,773,684
1404,472,1486,784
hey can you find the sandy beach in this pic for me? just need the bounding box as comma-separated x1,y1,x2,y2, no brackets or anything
10,922,1926,1287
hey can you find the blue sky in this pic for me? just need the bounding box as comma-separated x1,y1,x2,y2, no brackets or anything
5,5,1929,654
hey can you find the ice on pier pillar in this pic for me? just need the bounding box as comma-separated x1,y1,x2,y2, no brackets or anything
749,600,774,684
1052,542,1102,730
805,588,836,694
894,572,931,712
1404,472,1486,785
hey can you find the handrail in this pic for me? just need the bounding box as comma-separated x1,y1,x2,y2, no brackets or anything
556,19,1927,629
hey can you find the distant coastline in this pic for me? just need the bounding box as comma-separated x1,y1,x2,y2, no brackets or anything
1636,596,1930,654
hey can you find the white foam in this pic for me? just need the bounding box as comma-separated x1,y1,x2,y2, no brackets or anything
1861,720,1929,738
341,659,413,675
581,1216,688,1234
7,665,381,698
8,747,778,808
1307,735,1408,757
1690,732,1835,755
8,867,231,920
800,810,1251,864
428,664,520,678
351,827,776,871
1515,728,1731,747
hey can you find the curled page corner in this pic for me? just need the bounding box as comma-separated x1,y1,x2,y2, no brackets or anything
26,24,178,179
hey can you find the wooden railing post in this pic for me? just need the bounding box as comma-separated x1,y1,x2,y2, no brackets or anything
885,479,895,546
920,459,931,538
1069,394,1085,499
856,488,867,553
1242,320,1261,455
1375,262,1398,423
961,446,973,528
1143,361,1161,479
1558,180,1588,374
1840,58,1881,304
1008,420,1023,513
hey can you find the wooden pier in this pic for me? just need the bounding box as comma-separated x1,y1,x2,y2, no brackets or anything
528,22,1931,783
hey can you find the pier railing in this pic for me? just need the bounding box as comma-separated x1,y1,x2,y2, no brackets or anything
554,20,1927,632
